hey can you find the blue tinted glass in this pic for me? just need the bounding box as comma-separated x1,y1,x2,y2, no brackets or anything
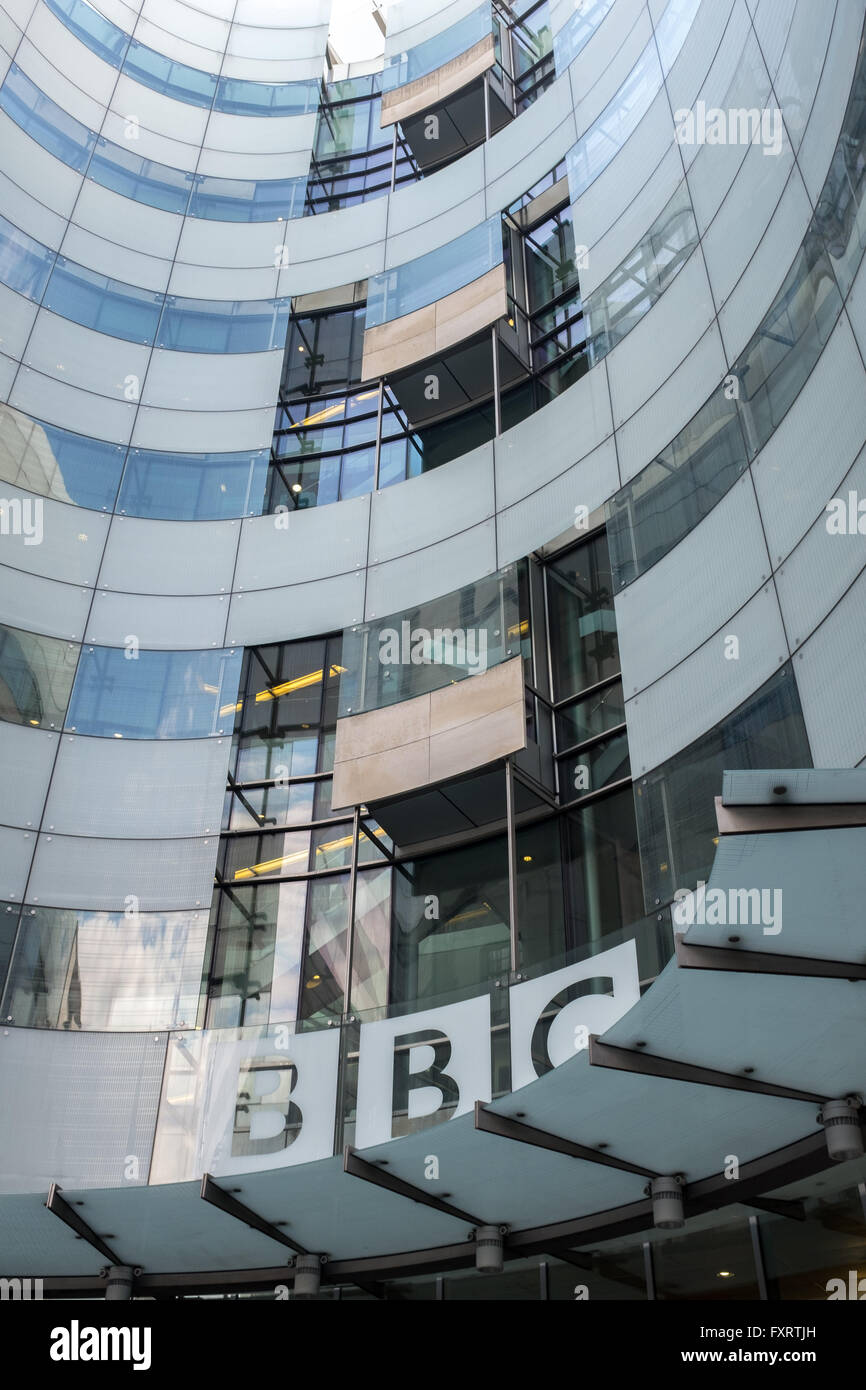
654,0,702,75
0,65,95,171
89,138,193,215
66,646,243,739
42,256,164,344
38,422,125,510
122,38,216,107
339,446,375,499
43,0,311,118
45,0,129,66
215,75,319,115
156,296,291,353
383,1,492,90
188,173,304,222
0,406,125,511
566,41,662,202
553,0,614,74
365,215,503,327
117,447,268,520
0,213,55,300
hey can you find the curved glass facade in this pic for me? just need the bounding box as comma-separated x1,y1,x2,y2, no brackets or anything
45,0,320,113
0,0,864,1315
0,63,309,222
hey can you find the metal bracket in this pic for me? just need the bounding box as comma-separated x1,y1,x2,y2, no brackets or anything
343,1147,482,1227
46,1183,121,1265
474,1101,658,1179
588,1036,827,1105
201,1174,385,1299
675,932,866,981
743,1197,807,1222
200,1173,307,1255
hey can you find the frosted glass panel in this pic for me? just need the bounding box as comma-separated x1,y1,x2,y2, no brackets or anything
46,0,320,114
0,63,94,171
654,0,702,75
0,211,55,300
566,40,662,203
553,0,614,74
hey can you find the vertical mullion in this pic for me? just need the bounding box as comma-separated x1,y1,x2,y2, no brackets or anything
749,1214,770,1301
505,758,520,973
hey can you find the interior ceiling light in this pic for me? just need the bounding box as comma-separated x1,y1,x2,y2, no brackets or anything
449,906,494,925
234,827,385,880
291,483,303,494
292,401,347,428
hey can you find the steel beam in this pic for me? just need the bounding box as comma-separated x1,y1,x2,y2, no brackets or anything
474,1101,658,1178
200,1173,307,1255
675,933,866,980
588,1036,827,1105
46,1184,121,1266
31,1132,835,1296
343,1147,480,1227
743,1197,806,1222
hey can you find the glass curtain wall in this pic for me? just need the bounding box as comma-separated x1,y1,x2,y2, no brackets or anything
267,303,376,511
207,635,363,1029
517,528,667,983
268,167,593,510
204,528,666,1050
304,74,420,215
502,0,555,108
305,5,554,217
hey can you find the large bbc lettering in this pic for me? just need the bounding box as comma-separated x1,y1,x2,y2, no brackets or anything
197,941,639,1176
